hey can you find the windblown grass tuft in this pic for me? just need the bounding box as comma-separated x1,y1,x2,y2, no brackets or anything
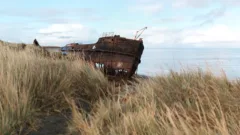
2,40,240,135
68,69,240,135
0,41,109,134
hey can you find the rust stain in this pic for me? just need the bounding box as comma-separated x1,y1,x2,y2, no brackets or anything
61,34,145,79
32,27,147,79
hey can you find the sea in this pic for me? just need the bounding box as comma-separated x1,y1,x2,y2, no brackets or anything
137,48,240,80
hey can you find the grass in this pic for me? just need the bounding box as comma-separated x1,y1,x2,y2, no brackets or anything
1,40,240,135
0,41,109,134
68,71,240,134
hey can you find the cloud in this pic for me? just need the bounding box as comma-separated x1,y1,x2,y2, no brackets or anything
36,23,99,46
131,4,162,15
39,24,84,34
129,0,163,15
172,0,240,8
172,0,214,8
193,7,226,21
0,8,93,18
182,24,240,45
0,23,39,43
192,7,226,26
220,0,240,6
155,17,185,23
0,7,105,24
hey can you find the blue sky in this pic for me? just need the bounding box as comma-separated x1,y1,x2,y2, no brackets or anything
0,0,240,48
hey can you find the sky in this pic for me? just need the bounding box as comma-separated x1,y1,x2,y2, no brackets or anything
0,0,240,48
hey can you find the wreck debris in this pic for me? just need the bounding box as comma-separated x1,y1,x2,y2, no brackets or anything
30,27,147,79
134,27,147,40
33,39,40,47
61,34,145,78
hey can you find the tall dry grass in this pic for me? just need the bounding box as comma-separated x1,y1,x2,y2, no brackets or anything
68,69,240,135
2,40,240,135
0,42,109,134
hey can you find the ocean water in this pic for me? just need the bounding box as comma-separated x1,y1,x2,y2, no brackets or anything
137,48,240,80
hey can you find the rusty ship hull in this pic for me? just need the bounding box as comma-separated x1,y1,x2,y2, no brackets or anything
61,35,144,78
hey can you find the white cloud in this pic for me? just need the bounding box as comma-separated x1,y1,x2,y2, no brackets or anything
172,0,240,8
36,23,98,46
173,0,214,8
0,8,93,18
39,24,84,34
220,0,240,6
155,16,185,23
182,24,240,45
0,7,103,24
193,7,226,21
129,0,162,15
141,24,240,48
132,4,162,15
0,23,38,44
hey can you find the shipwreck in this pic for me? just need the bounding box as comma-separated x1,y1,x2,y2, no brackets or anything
61,27,147,78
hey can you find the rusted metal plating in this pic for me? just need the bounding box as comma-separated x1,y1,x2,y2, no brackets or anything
61,35,144,78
